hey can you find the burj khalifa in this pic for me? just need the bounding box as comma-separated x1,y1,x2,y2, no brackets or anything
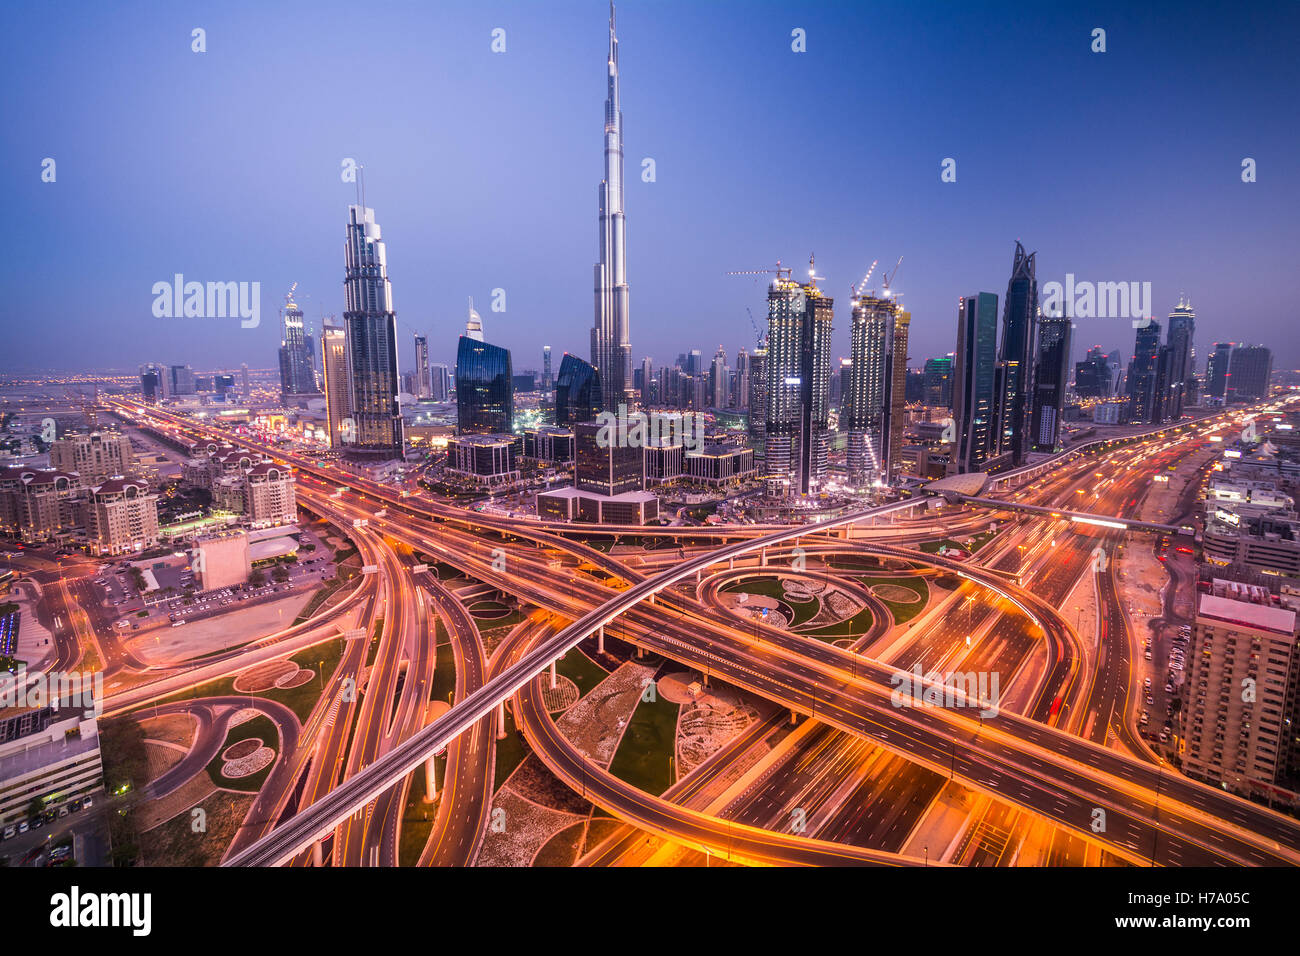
590,2,632,411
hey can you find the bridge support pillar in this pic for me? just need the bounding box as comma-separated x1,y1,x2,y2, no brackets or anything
597,625,605,654
497,701,507,739
423,755,439,802
312,840,323,867
790,709,799,725
729,557,734,570
550,659,557,689
760,547,767,567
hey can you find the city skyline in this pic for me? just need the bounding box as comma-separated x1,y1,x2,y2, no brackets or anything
4,1,1298,376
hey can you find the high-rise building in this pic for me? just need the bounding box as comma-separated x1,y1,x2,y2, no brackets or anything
50,431,133,482
543,346,553,393
845,294,894,485
84,477,159,556
430,363,451,402
554,353,602,427
1073,346,1112,398
922,355,953,408
640,355,652,407
321,325,350,449
1206,342,1234,399
168,365,196,396
278,286,319,400
1165,298,1195,417
887,308,911,482
1126,320,1163,424
455,336,514,435
574,421,642,496
240,363,250,401
1226,346,1273,401
1031,312,1072,452
414,334,432,399
765,265,832,495
342,204,403,457
734,349,751,410
590,4,632,410
747,346,768,457
710,347,728,409
465,297,484,342
138,364,162,403
952,293,999,474
994,242,1038,465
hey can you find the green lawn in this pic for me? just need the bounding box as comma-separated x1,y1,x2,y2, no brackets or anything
607,692,679,796
205,713,279,793
860,576,929,625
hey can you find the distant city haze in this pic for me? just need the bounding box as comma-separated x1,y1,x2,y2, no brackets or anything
3,0,1297,372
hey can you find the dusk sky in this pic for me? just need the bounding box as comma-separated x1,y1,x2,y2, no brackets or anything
3,0,1297,376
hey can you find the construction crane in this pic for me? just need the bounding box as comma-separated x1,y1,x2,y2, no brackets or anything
881,256,904,299
851,259,878,299
745,307,765,349
725,260,793,282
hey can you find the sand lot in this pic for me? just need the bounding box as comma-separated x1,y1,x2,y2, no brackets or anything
126,592,315,666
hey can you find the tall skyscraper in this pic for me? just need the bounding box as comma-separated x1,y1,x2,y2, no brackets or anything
1166,298,1195,419
414,334,432,399
543,346,553,393
1126,319,1163,424
321,325,350,448
1206,342,1234,399
952,293,999,474
465,297,484,342
747,346,768,456
455,336,514,435
845,294,893,485
240,363,250,401
765,265,832,495
994,242,1038,465
278,286,319,400
139,364,162,403
887,307,911,482
430,363,451,402
710,346,729,409
342,204,403,457
734,349,751,410
640,355,652,407
1074,346,1112,398
554,353,602,427
590,3,632,410
922,355,953,408
1031,311,1072,452
1226,346,1273,401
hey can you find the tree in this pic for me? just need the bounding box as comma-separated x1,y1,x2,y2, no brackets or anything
249,569,266,587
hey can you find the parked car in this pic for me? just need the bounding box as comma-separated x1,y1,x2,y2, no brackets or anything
2,826,15,840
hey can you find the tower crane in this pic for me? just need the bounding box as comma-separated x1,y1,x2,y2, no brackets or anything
851,259,878,299
881,256,904,299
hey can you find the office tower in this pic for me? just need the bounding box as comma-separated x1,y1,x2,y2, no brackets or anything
1073,346,1111,398
465,297,484,342
590,3,632,410
747,346,768,455
430,364,451,402
887,309,911,482
1126,319,1162,424
554,354,602,427
837,359,853,419
1105,350,1122,396
1166,298,1195,419
342,204,404,457
1031,312,1072,452
994,241,1038,465
414,334,432,399
710,347,728,409
1181,570,1300,798
50,431,134,481
735,349,751,410
923,355,953,408
574,421,642,496
513,371,538,393
1206,342,1234,399
278,286,319,400
240,363,250,401
765,265,832,495
905,367,925,404
168,365,196,396
845,294,893,485
543,346,553,393
1226,346,1273,401
84,477,160,556
1152,344,1176,423
953,293,999,474
139,364,162,403
455,335,514,435
321,325,350,448
640,355,653,407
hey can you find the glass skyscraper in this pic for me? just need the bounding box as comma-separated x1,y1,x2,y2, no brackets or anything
995,242,1038,465
1031,313,1072,452
953,293,999,474
342,204,403,457
554,353,602,427
456,335,514,435
764,269,832,495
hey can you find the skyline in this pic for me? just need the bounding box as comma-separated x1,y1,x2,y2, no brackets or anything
4,1,1298,374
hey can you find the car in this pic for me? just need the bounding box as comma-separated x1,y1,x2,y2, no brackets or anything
1159,729,1170,742
30,817,41,830
1144,650,1152,660
1143,677,1152,687
57,806,68,818
82,796,93,810
70,799,82,812
2,826,14,840
18,821,29,834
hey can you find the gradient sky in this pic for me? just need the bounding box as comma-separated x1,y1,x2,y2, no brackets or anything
3,0,1297,378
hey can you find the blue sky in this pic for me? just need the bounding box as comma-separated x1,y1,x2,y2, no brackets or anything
2,0,1297,376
